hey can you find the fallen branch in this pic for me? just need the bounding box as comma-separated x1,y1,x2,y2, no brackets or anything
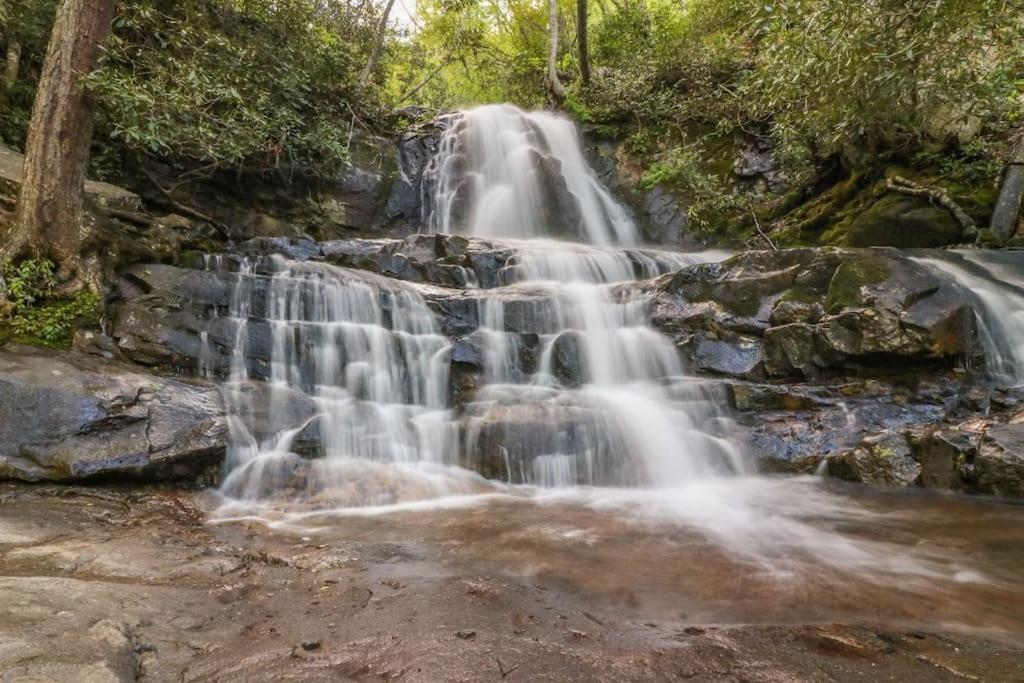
751,210,777,251
143,167,231,240
103,208,153,227
496,657,519,678
885,175,975,234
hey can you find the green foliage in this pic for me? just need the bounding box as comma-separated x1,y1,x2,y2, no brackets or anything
84,1,387,179
1,259,100,347
389,0,550,108
0,0,58,150
748,0,1023,164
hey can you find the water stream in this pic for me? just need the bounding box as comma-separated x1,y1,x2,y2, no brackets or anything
206,105,1024,637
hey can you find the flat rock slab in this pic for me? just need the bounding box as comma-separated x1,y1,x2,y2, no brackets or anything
0,347,227,482
0,484,1021,681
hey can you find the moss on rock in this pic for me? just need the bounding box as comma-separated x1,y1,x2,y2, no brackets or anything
825,258,890,313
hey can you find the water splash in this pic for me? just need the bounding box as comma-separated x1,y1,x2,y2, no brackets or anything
913,250,1024,387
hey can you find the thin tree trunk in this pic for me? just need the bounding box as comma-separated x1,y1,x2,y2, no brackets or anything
577,0,590,87
547,0,566,102
397,56,451,104
358,0,396,89
990,138,1024,242
3,39,21,87
5,0,115,282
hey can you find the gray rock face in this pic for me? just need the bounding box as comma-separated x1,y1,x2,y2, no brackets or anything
0,348,227,482
973,423,1024,498
385,122,444,229
642,185,690,245
652,248,977,381
826,431,923,487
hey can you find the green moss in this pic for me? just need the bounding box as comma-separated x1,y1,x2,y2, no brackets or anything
975,229,1003,246
0,258,101,348
779,286,820,305
824,258,890,313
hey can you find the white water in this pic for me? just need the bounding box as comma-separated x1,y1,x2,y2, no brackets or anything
913,250,1024,387
424,104,637,245
207,105,1013,584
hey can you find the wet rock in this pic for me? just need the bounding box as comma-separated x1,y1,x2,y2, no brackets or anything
907,429,973,490
642,185,689,245
972,423,1024,498
727,383,828,412
827,432,922,487
465,402,629,484
847,194,964,248
0,347,227,482
386,122,443,229
654,248,975,381
550,331,585,387
686,336,765,380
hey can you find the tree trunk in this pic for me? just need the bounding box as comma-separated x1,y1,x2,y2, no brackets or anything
6,0,115,282
577,0,590,87
547,0,566,102
358,0,396,89
3,39,21,88
989,138,1024,242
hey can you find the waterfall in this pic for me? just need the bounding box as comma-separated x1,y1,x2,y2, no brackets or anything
209,103,743,511
913,250,1024,387
423,104,638,245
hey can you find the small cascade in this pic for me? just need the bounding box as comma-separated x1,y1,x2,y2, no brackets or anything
913,250,1024,387
423,104,638,245
201,257,465,506
464,243,744,486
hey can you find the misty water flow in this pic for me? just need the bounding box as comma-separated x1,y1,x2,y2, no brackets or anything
913,250,1024,387
207,105,1024,640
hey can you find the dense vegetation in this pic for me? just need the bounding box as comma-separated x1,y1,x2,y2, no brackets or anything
2,0,1023,245
2,0,394,181
394,0,1024,241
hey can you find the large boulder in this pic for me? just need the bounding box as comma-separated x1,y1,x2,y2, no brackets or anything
846,194,964,248
972,423,1024,498
0,348,227,482
652,248,977,381
826,431,922,487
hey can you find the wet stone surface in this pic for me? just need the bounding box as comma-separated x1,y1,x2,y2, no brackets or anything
0,483,1022,681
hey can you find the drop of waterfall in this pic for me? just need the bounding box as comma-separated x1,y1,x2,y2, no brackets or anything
423,104,638,245
912,250,1024,387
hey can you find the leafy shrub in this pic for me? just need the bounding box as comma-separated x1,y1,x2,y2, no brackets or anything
1,259,100,347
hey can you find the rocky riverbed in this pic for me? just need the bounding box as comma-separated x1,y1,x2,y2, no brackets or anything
2,482,1023,681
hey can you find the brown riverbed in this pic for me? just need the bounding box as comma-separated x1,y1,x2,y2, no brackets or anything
1,479,1022,681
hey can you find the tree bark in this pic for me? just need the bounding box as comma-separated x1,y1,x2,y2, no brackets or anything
577,0,590,87
3,39,21,88
989,138,1024,242
358,0,396,89
547,0,566,102
6,0,115,281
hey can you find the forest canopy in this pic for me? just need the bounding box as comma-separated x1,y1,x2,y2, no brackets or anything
2,0,1022,231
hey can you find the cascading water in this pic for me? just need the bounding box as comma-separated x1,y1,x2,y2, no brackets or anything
913,250,1024,387
423,104,637,245
206,104,1014,587
205,102,745,508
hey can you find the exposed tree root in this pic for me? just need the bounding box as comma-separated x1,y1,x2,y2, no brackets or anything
885,175,975,233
